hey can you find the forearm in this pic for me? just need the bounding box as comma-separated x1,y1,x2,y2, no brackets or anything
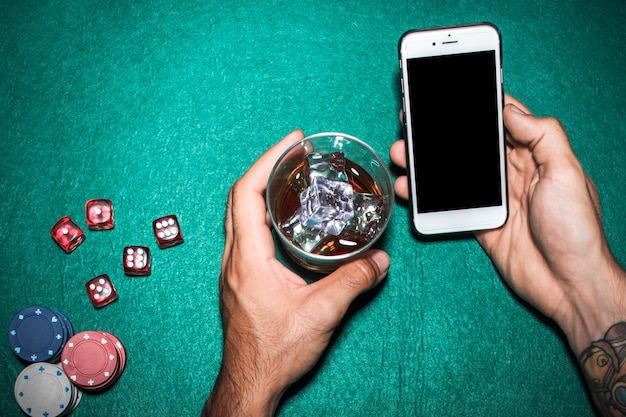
578,320,626,417
560,259,626,416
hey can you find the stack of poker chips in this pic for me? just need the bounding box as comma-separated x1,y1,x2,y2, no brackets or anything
61,330,127,391
8,306,74,363
14,362,82,417
7,306,127,414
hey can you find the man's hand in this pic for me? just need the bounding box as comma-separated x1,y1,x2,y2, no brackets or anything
390,95,626,416
475,97,626,353
203,130,390,417
391,95,625,353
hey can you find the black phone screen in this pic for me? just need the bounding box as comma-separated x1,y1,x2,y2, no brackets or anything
406,50,503,213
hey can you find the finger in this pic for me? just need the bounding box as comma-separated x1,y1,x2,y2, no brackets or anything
231,129,305,256
389,139,407,169
238,129,305,194
394,176,409,201
389,139,409,200
220,188,235,288
223,187,234,256
503,94,533,115
503,104,579,169
308,250,389,324
502,94,531,150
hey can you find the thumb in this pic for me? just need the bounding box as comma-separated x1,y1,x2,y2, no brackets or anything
503,103,578,169
309,250,390,324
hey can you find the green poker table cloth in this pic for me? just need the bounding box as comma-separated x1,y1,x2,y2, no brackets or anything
1,1,624,416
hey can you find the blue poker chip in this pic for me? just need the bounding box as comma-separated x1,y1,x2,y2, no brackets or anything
47,307,74,362
8,306,69,363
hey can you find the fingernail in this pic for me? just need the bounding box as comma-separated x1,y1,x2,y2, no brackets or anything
508,103,527,115
371,250,390,275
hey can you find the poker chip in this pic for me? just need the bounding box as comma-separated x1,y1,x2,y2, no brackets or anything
61,330,126,391
8,306,74,363
14,362,82,417
101,331,127,383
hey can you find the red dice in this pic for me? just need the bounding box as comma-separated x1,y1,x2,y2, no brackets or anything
123,246,151,276
85,199,114,230
153,215,184,249
85,274,118,308
51,216,85,253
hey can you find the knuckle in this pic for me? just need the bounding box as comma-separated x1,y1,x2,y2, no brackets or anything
227,180,249,229
229,178,245,199
541,116,565,135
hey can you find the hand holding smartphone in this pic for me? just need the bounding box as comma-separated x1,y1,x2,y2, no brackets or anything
398,23,508,235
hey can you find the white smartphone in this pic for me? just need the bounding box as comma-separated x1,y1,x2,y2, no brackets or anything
398,23,508,235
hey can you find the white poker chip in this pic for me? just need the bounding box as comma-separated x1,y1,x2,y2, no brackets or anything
14,362,81,417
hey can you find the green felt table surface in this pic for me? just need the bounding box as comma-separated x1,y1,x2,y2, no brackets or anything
1,1,624,416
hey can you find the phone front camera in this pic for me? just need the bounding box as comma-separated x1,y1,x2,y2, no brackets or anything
432,42,436,46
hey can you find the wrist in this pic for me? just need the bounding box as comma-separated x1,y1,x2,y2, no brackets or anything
555,256,626,355
203,331,289,417
203,366,283,417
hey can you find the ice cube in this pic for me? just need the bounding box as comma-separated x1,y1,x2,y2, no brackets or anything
344,192,384,240
300,176,354,236
281,208,328,252
306,152,348,182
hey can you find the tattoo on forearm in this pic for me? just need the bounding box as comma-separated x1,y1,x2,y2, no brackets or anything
579,322,626,416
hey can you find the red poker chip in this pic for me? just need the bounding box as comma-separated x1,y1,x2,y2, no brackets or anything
61,330,120,391
100,331,127,384
101,332,126,370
